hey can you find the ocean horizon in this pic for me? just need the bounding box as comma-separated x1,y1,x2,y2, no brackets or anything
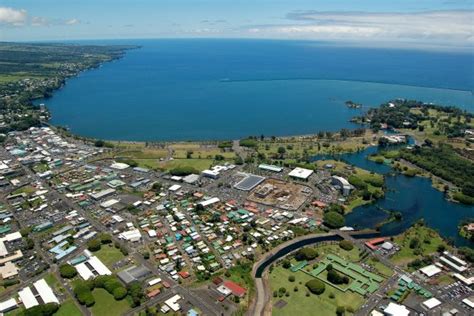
38,39,474,141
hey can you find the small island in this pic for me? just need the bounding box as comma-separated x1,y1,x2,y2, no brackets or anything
345,100,362,109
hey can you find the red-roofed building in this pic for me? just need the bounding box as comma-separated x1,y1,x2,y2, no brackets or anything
213,277,223,285
223,280,246,298
365,237,386,250
178,271,190,279
147,289,160,298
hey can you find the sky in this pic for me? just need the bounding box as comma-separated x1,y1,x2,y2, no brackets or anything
0,0,473,51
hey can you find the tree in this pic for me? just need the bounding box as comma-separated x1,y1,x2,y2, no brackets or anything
305,279,325,295
295,247,318,261
282,260,291,269
94,140,105,147
87,238,102,252
169,166,198,176
327,270,349,285
339,240,354,251
277,146,286,157
23,303,59,316
113,287,128,300
323,211,345,228
288,275,295,282
128,282,144,307
59,264,78,279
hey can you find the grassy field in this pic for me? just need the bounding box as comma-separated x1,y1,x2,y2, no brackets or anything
315,243,360,262
365,258,393,278
270,266,363,316
406,107,474,150
257,134,375,159
159,158,214,172
170,143,235,159
55,299,82,316
390,224,448,267
90,288,131,316
94,245,125,268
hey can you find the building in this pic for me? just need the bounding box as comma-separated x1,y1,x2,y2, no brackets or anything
183,174,200,184
365,237,386,251
222,280,246,298
288,167,313,180
258,164,283,172
383,302,410,316
331,176,352,196
118,229,142,242
422,297,441,310
168,184,182,192
198,197,220,208
90,188,116,200
419,264,442,278
117,265,151,285
75,256,112,280
165,294,181,312
440,252,468,273
33,279,59,305
0,298,17,313
201,169,219,179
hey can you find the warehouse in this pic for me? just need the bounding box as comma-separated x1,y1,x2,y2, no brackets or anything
117,265,151,285
90,188,116,200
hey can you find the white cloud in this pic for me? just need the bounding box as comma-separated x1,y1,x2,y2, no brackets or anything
65,18,80,25
31,16,49,27
246,10,474,49
0,6,80,28
0,7,27,26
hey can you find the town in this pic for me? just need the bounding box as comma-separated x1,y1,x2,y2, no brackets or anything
0,125,470,316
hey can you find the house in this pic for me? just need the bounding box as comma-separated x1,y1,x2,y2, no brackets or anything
222,280,246,298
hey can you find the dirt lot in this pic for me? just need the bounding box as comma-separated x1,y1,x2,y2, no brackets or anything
247,178,312,211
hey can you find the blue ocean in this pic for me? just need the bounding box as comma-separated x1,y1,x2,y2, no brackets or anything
41,39,474,141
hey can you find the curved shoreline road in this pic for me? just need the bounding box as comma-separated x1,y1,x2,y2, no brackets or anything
248,232,338,316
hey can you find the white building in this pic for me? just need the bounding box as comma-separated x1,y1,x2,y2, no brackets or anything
18,287,38,309
288,167,313,180
422,297,441,310
0,298,17,313
383,302,410,316
33,279,59,305
75,256,112,280
119,229,142,242
419,264,442,278
331,176,352,196
165,294,181,312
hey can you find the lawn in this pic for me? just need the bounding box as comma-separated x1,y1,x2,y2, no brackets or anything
94,245,125,268
390,224,448,267
159,158,214,172
90,288,131,316
316,243,360,263
171,144,235,160
365,258,393,278
269,266,364,316
44,273,63,291
55,299,82,316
